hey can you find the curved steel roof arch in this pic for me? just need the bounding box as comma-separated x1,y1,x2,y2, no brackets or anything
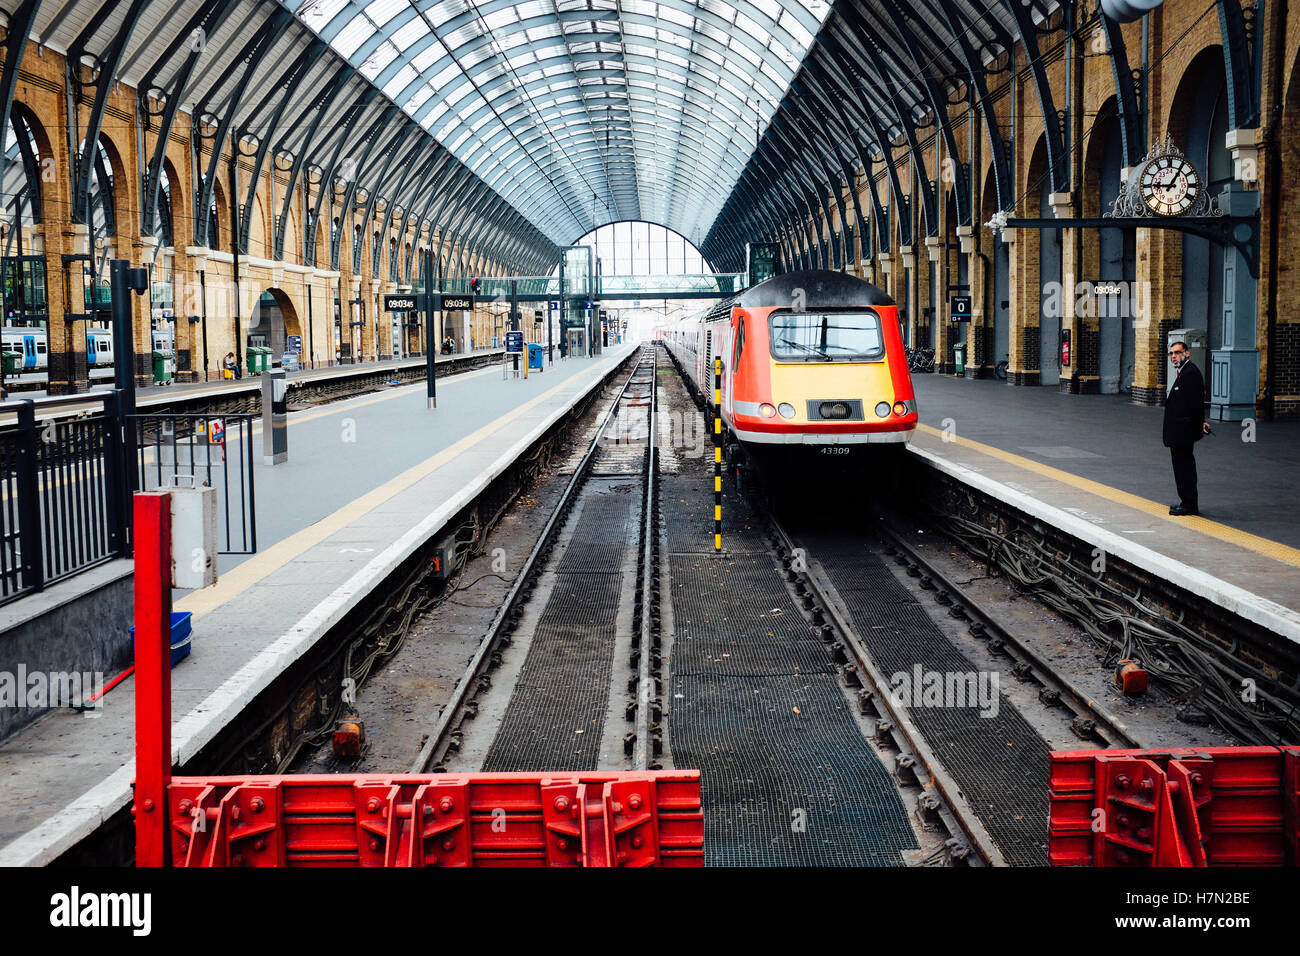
286,0,836,243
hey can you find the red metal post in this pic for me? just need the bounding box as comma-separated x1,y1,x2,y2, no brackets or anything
133,491,172,867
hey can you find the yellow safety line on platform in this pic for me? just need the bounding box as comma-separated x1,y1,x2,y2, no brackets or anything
915,424,1300,568
176,356,620,619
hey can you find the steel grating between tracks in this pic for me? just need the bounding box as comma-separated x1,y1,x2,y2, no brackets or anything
809,538,1051,866
662,475,766,554
672,554,835,676
667,544,917,866
551,482,639,573
481,486,636,772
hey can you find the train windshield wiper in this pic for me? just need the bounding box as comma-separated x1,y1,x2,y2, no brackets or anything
779,337,832,360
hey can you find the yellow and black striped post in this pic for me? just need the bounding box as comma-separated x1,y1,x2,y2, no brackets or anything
713,356,722,553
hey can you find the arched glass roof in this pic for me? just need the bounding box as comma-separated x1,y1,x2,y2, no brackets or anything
286,0,835,247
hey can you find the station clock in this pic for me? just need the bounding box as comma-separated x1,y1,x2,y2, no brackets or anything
1138,155,1201,216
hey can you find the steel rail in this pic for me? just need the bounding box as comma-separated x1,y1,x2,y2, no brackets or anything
878,525,1141,750
657,339,997,865
633,346,660,770
409,346,652,773
760,509,1005,867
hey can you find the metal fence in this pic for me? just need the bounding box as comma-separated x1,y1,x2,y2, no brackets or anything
0,393,128,605
131,413,258,555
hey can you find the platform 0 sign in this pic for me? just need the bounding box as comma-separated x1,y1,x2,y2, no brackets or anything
505,331,524,354
441,295,474,311
383,294,419,312
950,295,973,322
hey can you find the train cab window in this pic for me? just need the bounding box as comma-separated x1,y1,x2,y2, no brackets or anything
733,317,745,365
769,310,884,362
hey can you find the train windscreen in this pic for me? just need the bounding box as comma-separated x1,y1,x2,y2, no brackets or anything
769,310,884,362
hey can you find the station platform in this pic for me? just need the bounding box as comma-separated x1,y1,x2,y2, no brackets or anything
12,348,506,407
907,374,1300,645
0,344,636,866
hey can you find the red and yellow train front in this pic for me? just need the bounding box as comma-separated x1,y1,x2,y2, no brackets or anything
723,302,917,445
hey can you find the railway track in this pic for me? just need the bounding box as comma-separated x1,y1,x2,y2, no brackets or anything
409,345,659,774
326,339,1144,866
876,525,1139,749
658,336,1149,866
755,507,1002,865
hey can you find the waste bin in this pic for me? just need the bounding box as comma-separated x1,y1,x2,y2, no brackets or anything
152,348,174,384
953,343,966,377
1,351,19,377
130,611,193,668
527,342,543,371
247,349,260,375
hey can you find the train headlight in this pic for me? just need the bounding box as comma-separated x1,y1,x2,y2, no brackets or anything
875,401,891,418
820,402,851,420
777,403,795,419
759,403,777,418
893,401,908,417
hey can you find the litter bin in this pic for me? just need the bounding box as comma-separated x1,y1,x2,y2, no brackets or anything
247,349,260,375
2,351,19,377
953,343,966,378
527,342,544,371
152,348,174,384
130,611,193,668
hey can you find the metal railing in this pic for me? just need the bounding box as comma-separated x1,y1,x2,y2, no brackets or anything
433,273,745,299
131,413,258,555
0,392,128,605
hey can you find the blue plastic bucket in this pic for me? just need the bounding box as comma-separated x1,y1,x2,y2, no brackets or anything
129,611,193,668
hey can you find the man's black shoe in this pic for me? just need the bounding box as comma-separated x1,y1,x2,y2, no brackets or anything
1169,505,1199,516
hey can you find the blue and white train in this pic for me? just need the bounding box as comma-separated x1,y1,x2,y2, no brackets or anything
2,326,117,387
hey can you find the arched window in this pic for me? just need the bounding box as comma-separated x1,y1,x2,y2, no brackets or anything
155,165,173,248
1,110,43,255
89,137,116,241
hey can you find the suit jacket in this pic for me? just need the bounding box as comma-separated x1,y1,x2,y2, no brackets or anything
1163,361,1206,447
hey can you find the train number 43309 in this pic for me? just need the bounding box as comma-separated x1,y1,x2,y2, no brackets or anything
818,446,851,455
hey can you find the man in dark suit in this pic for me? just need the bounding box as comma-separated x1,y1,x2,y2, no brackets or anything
1163,341,1211,516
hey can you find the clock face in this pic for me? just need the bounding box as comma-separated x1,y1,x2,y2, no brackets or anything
1139,156,1200,215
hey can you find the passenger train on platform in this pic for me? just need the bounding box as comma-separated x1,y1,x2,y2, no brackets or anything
662,269,917,478
2,326,120,388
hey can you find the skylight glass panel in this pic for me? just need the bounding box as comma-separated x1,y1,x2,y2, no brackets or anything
444,21,483,48
514,1,549,19
403,85,435,112
333,17,376,58
482,7,519,30
411,43,444,70
384,64,418,97
299,0,351,27
780,9,814,49
429,62,460,88
428,0,466,29
698,0,736,21
363,0,406,28
660,5,695,28
390,18,428,50
359,44,398,78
